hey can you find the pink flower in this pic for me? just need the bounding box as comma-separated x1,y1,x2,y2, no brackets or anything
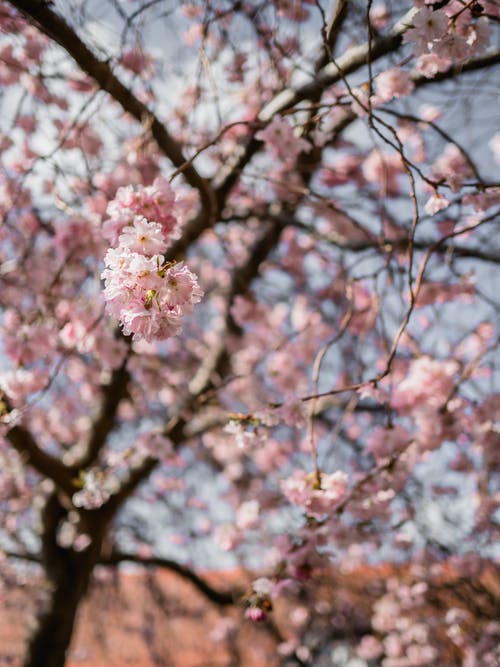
122,302,183,342
403,7,448,54
463,188,500,212
357,635,384,660
72,469,119,509
425,193,450,216
105,177,178,242
135,431,173,459
102,216,129,246
224,419,257,450
244,606,267,622
391,356,458,412
370,3,390,29
350,86,379,117
431,143,473,192
281,470,348,518
320,154,363,187
415,52,452,78
362,149,403,195
110,184,137,212
435,33,470,61
367,425,411,461
102,250,201,342
252,577,274,596
468,16,490,56
375,67,415,102
274,395,307,427
236,500,260,530
419,103,442,122
0,368,50,403
162,262,204,310
118,216,168,255
256,116,310,165
119,48,154,75
214,524,241,551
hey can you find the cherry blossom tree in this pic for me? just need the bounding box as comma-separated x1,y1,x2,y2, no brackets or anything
0,0,499,665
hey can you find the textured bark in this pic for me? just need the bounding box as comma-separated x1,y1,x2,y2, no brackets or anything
25,559,91,667
23,495,105,667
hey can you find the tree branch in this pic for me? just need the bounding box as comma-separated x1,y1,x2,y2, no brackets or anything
213,9,416,203
6,423,74,497
2,548,242,607
413,49,500,85
75,357,130,470
187,217,286,397
259,9,415,122
101,551,242,606
100,456,157,519
288,218,500,264
7,0,215,217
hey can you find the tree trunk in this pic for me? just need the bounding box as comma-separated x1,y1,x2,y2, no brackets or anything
23,494,104,667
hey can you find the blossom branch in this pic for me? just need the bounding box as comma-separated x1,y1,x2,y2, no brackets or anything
214,9,415,203
259,9,416,122
98,217,288,512
6,0,215,214
300,216,494,402
286,215,500,264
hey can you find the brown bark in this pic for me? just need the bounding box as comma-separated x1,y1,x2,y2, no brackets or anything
23,495,106,667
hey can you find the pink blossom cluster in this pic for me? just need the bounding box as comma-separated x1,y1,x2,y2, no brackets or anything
119,47,155,76
390,356,460,451
0,368,50,404
320,153,364,188
281,470,348,518
370,580,439,667
362,149,404,196
463,187,500,212
431,143,473,192
256,116,311,167
375,67,415,102
415,280,475,307
102,177,178,246
391,356,458,413
424,192,450,216
101,179,203,342
72,469,119,509
404,4,490,78
367,425,411,463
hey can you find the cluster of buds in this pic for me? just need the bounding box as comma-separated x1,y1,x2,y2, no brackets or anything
243,577,274,622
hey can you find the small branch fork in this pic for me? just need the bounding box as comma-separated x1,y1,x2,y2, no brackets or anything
300,215,493,404
5,548,241,606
